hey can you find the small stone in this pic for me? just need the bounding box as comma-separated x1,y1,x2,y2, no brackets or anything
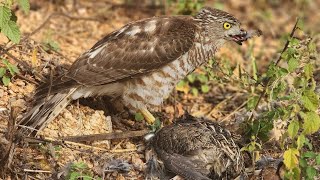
10,98,26,108
16,80,26,86
0,89,4,97
125,142,136,149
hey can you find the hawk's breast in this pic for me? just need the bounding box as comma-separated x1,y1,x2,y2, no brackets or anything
122,52,194,111
121,29,217,112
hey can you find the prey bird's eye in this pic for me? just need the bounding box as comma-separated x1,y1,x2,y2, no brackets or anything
223,22,232,30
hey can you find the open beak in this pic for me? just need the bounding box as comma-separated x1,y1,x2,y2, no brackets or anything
229,29,262,45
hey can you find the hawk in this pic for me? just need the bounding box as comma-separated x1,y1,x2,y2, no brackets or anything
145,113,244,179
19,7,260,135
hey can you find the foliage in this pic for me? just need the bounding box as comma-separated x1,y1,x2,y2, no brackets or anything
167,0,204,15
134,112,144,122
67,162,98,180
241,23,320,179
176,57,238,96
176,70,211,96
150,118,161,132
0,59,19,86
0,0,30,43
42,31,60,52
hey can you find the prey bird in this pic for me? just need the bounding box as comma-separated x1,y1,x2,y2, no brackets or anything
19,7,261,135
145,113,245,180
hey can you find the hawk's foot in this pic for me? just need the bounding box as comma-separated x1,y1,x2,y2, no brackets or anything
140,108,156,124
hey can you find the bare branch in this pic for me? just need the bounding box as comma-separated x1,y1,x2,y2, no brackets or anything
61,129,150,142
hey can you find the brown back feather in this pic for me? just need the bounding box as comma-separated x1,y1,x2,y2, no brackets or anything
64,16,197,86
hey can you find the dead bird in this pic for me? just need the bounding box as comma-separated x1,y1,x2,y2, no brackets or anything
145,114,245,180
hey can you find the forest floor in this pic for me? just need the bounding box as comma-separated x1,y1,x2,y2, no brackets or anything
0,0,320,179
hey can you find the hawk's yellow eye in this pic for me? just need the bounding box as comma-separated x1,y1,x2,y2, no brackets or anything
223,22,231,30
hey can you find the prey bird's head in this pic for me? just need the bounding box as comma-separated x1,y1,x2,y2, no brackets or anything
195,7,261,45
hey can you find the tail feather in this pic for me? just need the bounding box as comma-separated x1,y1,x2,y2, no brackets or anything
155,148,211,180
18,88,77,135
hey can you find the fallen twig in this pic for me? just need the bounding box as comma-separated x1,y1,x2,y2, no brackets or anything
23,136,137,153
16,74,39,85
61,129,150,142
23,169,51,173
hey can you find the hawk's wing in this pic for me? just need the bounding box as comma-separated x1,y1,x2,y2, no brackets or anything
64,16,197,86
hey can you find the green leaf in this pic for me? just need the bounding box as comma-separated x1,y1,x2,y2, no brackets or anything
7,63,19,75
308,42,316,52
288,58,298,72
0,6,11,28
71,162,88,169
1,20,21,43
287,47,296,56
278,67,289,77
134,112,144,122
301,90,319,111
304,138,313,150
69,171,80,180
247,96,259,110
0,67,5,77
301,112,320,135
316,154,320,165
251,55,258,80
306,166,317,178
302,151,316,158
197,74,208,83
187,74,196,83
150,118,161,132
176,80,187,87
283,148,299,170
299,158,307,167
288,119,299,139
82,175,93,180
2,75,10,86
304,63,313,80
297,134,305,149
201,84,210,93
289,38,300,46
297,19,304,29
191,87,198,96
17,0,30,13
266,62,276,78
45,40,60,51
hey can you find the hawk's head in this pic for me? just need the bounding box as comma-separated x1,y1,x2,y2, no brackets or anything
195,7,261,45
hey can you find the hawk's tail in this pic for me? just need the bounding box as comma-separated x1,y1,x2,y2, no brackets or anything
18,88,77,136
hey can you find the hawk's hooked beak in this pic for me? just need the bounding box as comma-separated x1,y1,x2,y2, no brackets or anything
228,29,262,45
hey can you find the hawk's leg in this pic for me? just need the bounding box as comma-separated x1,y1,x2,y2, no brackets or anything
140,108,156,124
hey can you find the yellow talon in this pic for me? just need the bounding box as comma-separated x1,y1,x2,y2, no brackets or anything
140,108,156,124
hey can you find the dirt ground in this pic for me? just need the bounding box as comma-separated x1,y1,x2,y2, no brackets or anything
0,0,319,179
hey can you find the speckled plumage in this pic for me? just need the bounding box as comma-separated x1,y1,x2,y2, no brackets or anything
145,114,245,180
19,7,254,134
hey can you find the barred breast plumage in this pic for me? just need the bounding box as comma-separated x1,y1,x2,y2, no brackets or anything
123,35,218,111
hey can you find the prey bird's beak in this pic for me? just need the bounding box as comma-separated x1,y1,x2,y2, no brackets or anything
230,29,262,45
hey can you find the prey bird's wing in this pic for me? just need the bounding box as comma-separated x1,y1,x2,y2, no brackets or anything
64,17,197,86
